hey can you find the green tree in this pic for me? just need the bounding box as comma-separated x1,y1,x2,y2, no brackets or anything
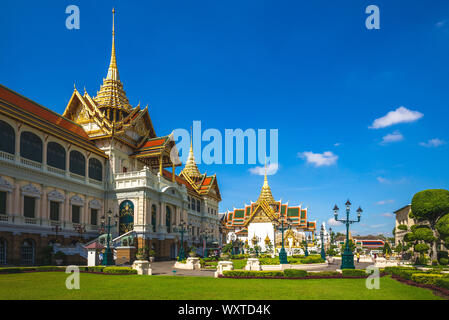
411,189,449,259
436,213,449,249
382,241,392,255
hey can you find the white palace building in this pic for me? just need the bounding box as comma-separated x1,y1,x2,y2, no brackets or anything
0,10,221,266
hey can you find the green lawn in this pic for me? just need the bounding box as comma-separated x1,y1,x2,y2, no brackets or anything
0,273,443,300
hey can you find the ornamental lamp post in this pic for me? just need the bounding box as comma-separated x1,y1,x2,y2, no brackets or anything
304,234,310,257
230,233,236,255
202,228,211,258
277,213,291,264
320,224,326,261
101,209,119,266
52,225,62,244
333,200,362,269
175,220,189,262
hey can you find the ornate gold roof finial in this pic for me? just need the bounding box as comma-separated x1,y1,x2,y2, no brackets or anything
94,8,132,113
182,127,201,179
257,159,276,205
107,8,119,81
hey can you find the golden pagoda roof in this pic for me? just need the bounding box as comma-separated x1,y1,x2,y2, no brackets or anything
256,172,276,205
181,141,202,179
94,8,132,113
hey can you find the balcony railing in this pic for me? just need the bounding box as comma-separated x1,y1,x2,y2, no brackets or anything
21,158,42,170
0,151,14,161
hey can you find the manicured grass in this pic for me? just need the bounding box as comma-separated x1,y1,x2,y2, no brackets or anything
0,273,443,300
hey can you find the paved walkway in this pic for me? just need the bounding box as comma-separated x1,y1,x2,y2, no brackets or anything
149,259,375,277
151,261,215,277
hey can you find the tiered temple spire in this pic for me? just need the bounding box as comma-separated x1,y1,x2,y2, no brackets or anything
256,163,276,205
94,8,132,120
182,139,202,179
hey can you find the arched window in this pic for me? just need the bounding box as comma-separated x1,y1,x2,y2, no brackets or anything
0,238,6,265
21,239,34,265
20,131,42,163
88,158,103,181
0,120,15,155
69,150,85,176
151,205,157,232
187,196,191,209
166,206,171,231
191,197,195,211
47,142,66,170
196,199,201,213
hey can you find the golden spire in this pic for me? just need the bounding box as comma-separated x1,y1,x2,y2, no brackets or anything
182,131,202,179
257,161,276,204
107,8,119,81
94,8,132,114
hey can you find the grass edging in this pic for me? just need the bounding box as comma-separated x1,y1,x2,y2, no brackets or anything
391,275,449,299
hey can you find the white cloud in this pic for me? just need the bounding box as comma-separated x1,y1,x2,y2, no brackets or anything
436,20,446,28
298,151,338,167
327,218,342,227
380,130,404,145
381,212,395,218
369,106,423,129
334,143,341,147
370,224,387,229
376,199,394,205
419,138,446,148
377,177,390,184
249,163,279,175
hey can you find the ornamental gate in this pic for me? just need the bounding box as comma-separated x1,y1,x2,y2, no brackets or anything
119,200,134,235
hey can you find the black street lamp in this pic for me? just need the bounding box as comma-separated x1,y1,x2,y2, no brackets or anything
276,213,292,264
74,224,86,243
101,209,119,266
202,228,211,257
333,200,362,269
52,225,62,243
174,220,190,261
320,224,326,261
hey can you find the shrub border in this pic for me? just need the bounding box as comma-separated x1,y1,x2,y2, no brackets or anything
391,275,449,299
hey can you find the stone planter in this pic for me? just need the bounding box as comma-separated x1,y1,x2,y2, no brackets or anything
132,260,152,275
174,257,201,270
245,258,261,271
214,261,234,278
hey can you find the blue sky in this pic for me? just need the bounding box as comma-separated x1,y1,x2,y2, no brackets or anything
1,0,449,237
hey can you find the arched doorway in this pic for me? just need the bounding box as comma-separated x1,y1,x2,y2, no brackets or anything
21,239,35,265
119,200,134,235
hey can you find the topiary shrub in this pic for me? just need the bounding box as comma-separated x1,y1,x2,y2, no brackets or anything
439,258,449,266
102,267,137,274
341,269,366,277
283,269,307,278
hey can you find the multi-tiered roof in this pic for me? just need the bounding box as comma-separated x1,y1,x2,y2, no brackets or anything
224,172,316,233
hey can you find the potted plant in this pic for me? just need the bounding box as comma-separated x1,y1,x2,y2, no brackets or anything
189,246,197,257
54,251,66,266
136,246,149,260
148,249,156,262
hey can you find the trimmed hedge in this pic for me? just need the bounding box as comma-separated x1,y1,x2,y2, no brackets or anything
87,266,105,272
102,267,137,274
222,271,284,278
308,271,340,277
435,278,449,290
411,273,444,285
283,269,307,278
341,269,367,277
0,267,37,274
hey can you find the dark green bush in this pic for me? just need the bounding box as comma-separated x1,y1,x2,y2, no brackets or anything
435,278,449,290
87,266,105,272
308,271,340,277
102,267,137,274
283,269,307,277
222,270,283,278
439,258,449,265
299,256,325,264
341,269,366,277
35,266,65,271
